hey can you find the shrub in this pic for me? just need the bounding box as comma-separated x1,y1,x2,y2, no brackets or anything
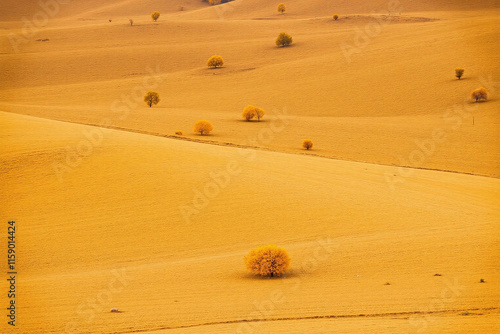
144,91,160,107
175,131,183,136
276,32,293,47
207,55,224,68
333,14,339,20
255,107,265,121
129,18,133,26
244,245,290,277
242,105,256,121
471,87,488,102
277,3,286,14
455,68,464,80
302,139,313,150
194,120,213,135
151,11,160,22
209,0,221,4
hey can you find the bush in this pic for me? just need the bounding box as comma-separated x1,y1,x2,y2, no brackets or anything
276,32,293,47
244,245,291,277
333,14,339,20
194,120,213,135
277,3,286,14
302,139,313,150
175,131,183,136
129,18,133,26
255,107,265,121
151,11,160,22
207,55,224,68
455,68,464,80
144,91,160,107
242,105,256,121
471,87,488,102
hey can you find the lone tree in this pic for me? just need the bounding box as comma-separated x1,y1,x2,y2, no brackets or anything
471,87,488,102
255,107,265,121
276,32,293,47
194,120,213,135
277,3,286,14
333,14,339,20
144,91,160,107
455,68,464,80
207,55,224,68
151,11,160,22
129,18,133,26
302,139,313,150
244,245,291,277
242,105,256,121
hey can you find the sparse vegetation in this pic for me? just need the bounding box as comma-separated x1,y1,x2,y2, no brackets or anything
129,18,133,26
277,3,286,14
144,91,160,108
175,131,183,136
455,68,464,80
333,14,339,20
242,105,256,121
471,87,488,102
255,107,265,121
194,120,213,135
244,245,291,277
151,11,160,22
207,55,224,68
302,139,313,150
276,32,293,47
480,278,485,283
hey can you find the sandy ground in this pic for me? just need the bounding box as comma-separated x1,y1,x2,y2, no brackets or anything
0,0,499,333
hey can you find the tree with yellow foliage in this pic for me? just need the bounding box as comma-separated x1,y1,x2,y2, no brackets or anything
207,55,224,68
302,139,313,150
471,87,488,102
144,91,160,108
242,105,256,121
244,245,291,277
333,14,339,20
276,32,293,47
194,120,213,135
151,11,160,22
455,68,464,80
277,3,286,14
255,107,265,121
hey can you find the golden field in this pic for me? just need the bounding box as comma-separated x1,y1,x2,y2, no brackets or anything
0,0,499,333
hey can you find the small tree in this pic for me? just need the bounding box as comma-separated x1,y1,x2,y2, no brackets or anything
129,18,133,26
255,107,265,121
242,105,256,121
471,87,488,102
277,3,286,14
302,139,313,150
151,11,160,22
144,91,160,108
276,32,293,47
244,245,290,277
194,120,213,135
455,68,464,80
333,14,339,20
207,55,224,68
